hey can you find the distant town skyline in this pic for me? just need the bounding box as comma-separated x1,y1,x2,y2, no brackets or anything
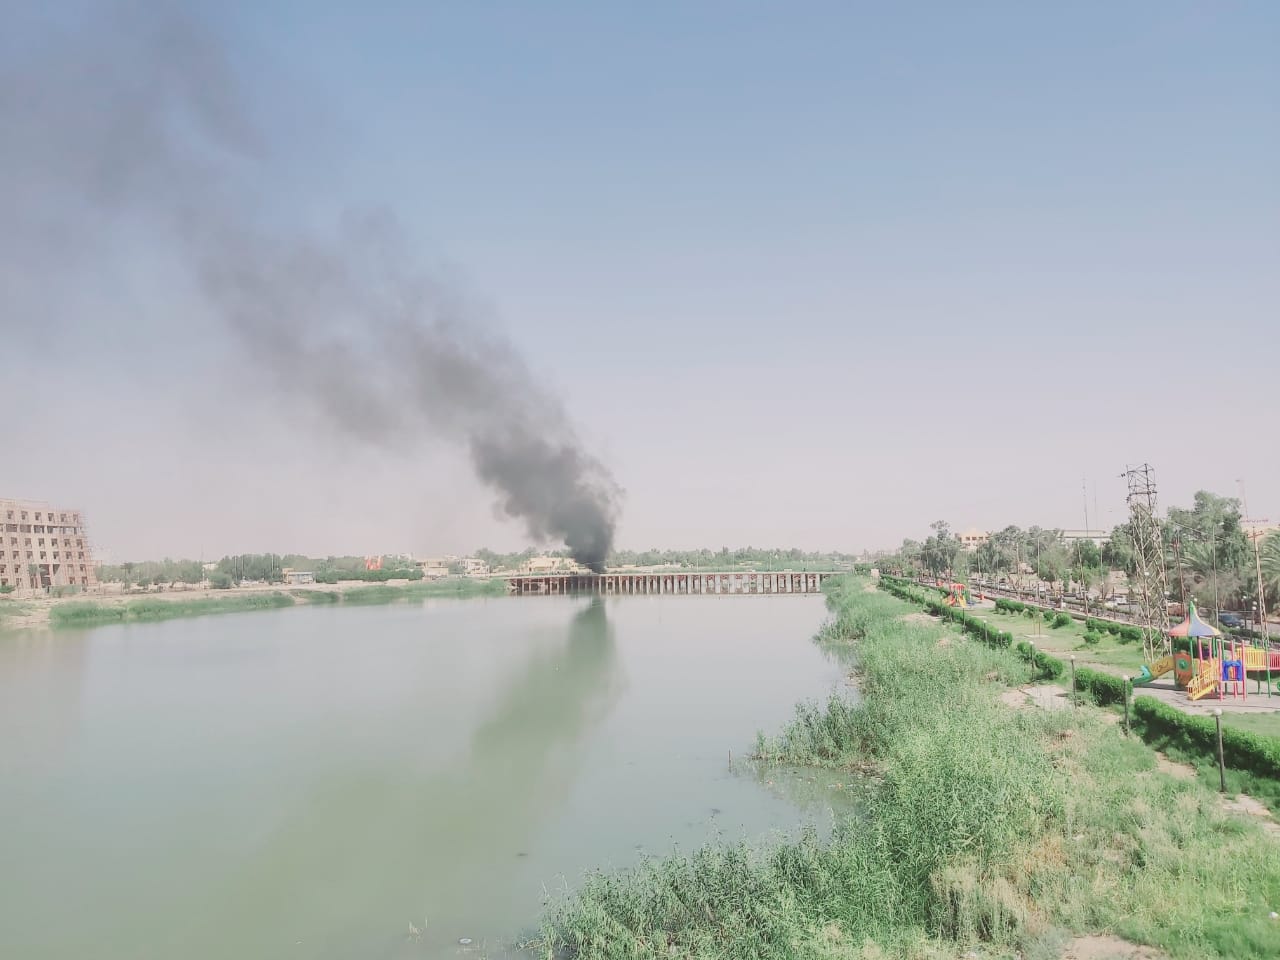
4,2,1276,562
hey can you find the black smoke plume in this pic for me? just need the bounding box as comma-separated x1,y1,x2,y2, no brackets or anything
1,2,620,570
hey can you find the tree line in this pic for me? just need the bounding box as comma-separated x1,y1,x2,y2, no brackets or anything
96,546,860,589
874,491,1280,617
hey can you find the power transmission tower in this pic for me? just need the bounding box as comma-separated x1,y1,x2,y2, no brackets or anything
1124,463,1171,662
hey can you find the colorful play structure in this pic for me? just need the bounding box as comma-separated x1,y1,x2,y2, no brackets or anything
940,581,971,608
1132,601,1280,701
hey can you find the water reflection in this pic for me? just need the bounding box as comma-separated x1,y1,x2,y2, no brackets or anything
408,599,620,953
234,599,621,959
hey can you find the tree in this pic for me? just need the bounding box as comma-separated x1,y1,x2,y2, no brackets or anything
975,526,1022,579
920,521,961,578
1259,532,1280,610
1102,525,1136,575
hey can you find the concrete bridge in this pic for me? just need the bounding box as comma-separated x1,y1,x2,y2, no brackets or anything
505,570,838,596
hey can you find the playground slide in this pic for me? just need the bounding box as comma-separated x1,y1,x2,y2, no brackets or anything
1131,656,1174,687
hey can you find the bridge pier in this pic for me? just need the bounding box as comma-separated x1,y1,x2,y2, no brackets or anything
504,570,836,596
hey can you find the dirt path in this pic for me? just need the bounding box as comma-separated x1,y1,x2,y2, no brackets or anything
1060,934,1164,959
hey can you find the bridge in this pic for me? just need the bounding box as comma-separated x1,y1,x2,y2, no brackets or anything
505,570,839,596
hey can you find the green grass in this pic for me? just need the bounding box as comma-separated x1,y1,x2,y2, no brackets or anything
339,577,507,605
970,603,1150,673
43,577,508,628
1222,710,1280,740
49,593,297,627
0,598,31,623
537,577,1280,960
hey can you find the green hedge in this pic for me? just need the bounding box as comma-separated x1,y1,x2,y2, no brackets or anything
1133,697,1280,780
1013,640,1065,680
1074,667,1129,706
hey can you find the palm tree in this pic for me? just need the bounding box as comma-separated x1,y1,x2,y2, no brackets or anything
1260,532,1280,609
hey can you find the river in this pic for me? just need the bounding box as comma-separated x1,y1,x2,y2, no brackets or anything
0,594,847,958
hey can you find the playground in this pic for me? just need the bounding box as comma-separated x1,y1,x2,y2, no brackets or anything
1132,600,1280,710
943,582,1280,736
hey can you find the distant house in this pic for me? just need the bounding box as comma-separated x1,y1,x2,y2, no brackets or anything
459,557,490,577
521,556,581,574
958,528,990,552
283,570,315,585
416,557,451,579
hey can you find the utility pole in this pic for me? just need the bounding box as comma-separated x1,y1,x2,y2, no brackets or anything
1082,477,1092,617
1238,479,1271,698
1124,463,1172,663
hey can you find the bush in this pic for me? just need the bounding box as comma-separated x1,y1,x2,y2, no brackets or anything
1014,640,1064,680
1051,612,1072,629
208,572,233,589
1082,630,1102,646
1074,667,1128,706
1133,697,1280,780
0,584,14,594
1117,625,1142,644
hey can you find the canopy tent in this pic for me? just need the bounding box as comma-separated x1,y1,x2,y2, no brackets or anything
1166,601,1221,639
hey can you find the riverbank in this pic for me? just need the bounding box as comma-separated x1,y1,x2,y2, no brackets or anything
537,576,1280,958
0,577,507,630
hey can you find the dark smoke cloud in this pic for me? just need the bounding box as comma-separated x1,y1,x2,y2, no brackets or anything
1,2,620,570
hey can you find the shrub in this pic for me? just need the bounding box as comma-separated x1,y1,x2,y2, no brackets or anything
208,572,233,590
0,584,14,594
1074,667,1128,706
1014,640,1064,680
1051,612,1072,629
1117,625,1142,644
1082,630,1102,646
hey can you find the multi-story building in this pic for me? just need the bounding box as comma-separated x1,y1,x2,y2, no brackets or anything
0,498,98,593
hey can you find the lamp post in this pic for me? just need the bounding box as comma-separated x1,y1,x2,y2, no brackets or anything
1213,708,1226,792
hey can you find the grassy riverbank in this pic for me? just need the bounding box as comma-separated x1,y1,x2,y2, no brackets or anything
37,577,508,629
538,577,1280,959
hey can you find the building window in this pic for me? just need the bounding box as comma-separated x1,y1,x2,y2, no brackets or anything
40,552,46,560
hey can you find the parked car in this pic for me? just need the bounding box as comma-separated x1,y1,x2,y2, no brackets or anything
1218,612,1244,629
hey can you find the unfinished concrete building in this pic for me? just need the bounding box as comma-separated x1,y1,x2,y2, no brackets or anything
0,498,98,593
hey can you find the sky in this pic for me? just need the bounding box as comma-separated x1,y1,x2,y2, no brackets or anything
3,1,1277,562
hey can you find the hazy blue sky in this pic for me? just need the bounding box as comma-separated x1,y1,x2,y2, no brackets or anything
4,1,1277,561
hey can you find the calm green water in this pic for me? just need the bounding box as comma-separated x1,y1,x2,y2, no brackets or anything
0,595,846,958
